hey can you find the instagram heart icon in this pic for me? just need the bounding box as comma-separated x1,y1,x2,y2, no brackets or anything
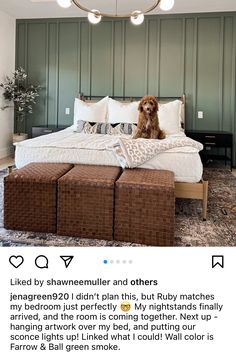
9,255,24,268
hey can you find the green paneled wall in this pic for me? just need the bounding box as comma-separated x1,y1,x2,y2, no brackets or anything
197,17,221,130
16,13,236,165
58,22,78,126
159,18,184,96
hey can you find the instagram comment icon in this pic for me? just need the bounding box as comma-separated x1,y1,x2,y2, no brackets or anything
35,255,49,269
120,301,131,312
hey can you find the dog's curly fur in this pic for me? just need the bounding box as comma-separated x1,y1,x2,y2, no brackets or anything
133,96,165,140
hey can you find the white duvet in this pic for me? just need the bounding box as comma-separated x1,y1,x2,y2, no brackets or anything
14,126,203,183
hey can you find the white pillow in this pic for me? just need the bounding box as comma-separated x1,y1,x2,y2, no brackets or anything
158,100,182,135
107,98,139,124
73,96,108,126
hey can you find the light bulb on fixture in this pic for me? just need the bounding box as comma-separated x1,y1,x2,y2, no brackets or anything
56,1,174,24
56,0,72,9
160,0,175,11
88,10,102,24
130,11,144,26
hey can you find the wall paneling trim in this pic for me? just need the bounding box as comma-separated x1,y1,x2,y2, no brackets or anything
16,13,236,165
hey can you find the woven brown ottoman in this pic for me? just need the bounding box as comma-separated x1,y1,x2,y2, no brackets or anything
57,165,121,240
115,169,175,246
4,163,73,233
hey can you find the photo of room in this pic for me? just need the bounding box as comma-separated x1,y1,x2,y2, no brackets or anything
0,0,235,247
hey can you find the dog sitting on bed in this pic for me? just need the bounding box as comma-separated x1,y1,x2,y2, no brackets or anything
133,95,165,140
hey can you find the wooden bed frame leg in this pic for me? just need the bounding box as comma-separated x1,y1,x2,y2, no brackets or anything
202,180,208,221
8,165,14,174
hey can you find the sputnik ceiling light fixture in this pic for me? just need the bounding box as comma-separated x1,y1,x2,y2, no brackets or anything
56,0,175,25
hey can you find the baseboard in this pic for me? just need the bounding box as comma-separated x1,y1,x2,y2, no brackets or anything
0,146,13,159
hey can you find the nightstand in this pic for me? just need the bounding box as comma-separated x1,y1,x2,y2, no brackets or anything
185,130,233,170
32,126,67,138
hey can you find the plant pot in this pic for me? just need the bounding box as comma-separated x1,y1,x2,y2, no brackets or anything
13,133,28,144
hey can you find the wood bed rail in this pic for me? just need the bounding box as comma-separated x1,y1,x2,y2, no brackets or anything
175,180,208,221
79,93,186,102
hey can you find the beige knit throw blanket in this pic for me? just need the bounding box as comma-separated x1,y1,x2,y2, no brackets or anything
109,136,203,168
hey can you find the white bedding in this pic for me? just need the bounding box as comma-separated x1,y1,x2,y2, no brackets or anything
14,126,203,183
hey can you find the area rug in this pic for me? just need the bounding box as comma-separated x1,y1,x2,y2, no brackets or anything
0,168,235,247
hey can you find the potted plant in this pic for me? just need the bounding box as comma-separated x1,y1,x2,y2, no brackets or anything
0,67,40,143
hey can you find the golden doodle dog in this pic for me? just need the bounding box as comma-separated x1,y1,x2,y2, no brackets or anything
133,96,165,139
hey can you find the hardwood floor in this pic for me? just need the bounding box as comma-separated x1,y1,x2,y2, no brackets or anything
0,156,14,170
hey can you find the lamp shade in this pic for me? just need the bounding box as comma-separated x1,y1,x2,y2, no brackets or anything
160,0,175,11
57,0,72,8
88,10,102,24
130,11,144,25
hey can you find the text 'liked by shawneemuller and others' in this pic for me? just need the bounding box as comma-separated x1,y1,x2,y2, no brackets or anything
1,247,235,358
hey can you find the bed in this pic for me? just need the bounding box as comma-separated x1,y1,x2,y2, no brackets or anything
14,95,208,219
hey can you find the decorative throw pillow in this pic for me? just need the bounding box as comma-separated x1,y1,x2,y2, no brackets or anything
158,100,182,135
107,98,139,124
74,120,136,135
83,122,97,134
73,96,108,128
108,123,137,135
74,121,109,134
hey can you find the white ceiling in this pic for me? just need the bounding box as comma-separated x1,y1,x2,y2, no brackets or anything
0,0,236,19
